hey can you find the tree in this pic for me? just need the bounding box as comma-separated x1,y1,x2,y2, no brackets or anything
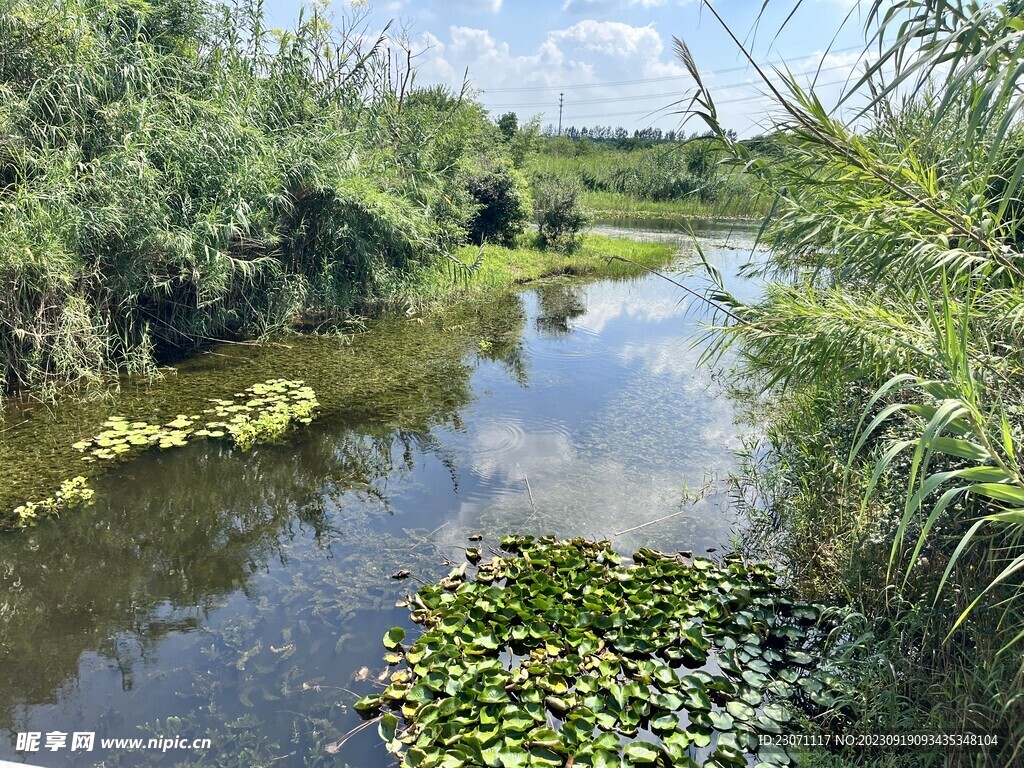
497,112,518,142
533,173,591,251
467,159,532,246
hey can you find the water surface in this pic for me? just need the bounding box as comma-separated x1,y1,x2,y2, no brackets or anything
0,221,761,767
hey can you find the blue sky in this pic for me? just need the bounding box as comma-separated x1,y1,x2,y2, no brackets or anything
263,0,868,137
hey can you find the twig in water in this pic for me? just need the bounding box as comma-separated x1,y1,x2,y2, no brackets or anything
524,474,537,516
613,508,689,537
404,521,449,550
324,717,380,755
514,472,539,535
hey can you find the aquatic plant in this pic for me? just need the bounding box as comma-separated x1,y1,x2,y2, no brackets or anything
2,379,322,527
676,0,1024,762
12,476,94,527
203,379,320,451
69,379,320,465
355,536,848,768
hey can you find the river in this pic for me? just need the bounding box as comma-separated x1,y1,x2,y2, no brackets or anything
0,219,762,767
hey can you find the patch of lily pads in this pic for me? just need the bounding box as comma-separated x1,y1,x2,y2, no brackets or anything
71,379,319,461
355,536,851,768
11,476,95,528
5,380,320,529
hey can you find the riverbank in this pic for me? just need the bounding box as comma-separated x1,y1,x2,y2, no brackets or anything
398,233,677,307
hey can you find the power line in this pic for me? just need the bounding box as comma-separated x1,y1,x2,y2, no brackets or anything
485,62,857,109
478,44,864,93
557,78,849,121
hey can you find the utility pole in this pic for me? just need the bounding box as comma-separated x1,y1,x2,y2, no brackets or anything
558,92,564,136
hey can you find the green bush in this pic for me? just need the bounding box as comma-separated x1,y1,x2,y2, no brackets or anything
532,173,591,251
466,159,532,246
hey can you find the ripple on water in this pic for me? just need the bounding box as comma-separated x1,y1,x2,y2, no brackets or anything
468,413,576,483
527,326,614,368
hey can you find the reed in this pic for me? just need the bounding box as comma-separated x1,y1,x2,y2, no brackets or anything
682,1,1024,763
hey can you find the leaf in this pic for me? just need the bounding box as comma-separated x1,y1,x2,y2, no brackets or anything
623,742,661,763
971,483,1024,506
726,701,755,721
709,710,735,731
383,627,406,649
378,713,398,742
497,747,530,768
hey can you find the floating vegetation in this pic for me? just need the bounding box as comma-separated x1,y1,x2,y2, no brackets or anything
202,379,320,451
3,380,321,528
356,536,850,768
11,477,95,528
69,379,320,463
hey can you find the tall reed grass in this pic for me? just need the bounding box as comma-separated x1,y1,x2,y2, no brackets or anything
0,0,489,393
682,1,1024,763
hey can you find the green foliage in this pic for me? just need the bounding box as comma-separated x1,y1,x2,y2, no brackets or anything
3,378,321,527
467,160,532,247
532,174,591,252
532,141,746,204
355,536,851,768
68,379,319,463
678,0,1024,762
497,113,519,142
0,0,494,393
204,379,320,450
528,142,760,219
12,476,94,528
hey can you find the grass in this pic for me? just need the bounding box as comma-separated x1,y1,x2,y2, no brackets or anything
397,233,678,307
0,0,506,396
583,190,756,220
682,1,1024,764
528,143,764,221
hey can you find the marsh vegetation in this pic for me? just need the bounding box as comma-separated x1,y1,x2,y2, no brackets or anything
4,0,1021,766
681,1,1024,765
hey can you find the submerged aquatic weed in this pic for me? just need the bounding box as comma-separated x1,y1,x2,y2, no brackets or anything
11,476,94,528
356,536,849,768
3,380,321,528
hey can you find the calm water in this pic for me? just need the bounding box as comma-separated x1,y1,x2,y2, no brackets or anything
0,221,762,767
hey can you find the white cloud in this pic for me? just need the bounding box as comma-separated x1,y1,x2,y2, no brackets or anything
409,18,879,136
551,20,663,59
412,19,694,131
439,0,503,11
562,0,670,10
371,0,502,13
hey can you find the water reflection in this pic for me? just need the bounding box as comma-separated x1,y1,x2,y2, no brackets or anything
0,223,761,766
534,281,587,337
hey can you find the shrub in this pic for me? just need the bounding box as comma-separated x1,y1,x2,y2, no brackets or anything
532,173,591,251
466,160,532,246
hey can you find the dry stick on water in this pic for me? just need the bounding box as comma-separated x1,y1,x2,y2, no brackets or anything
613,508,690,537
404,521,449,550
514,472,540,536
324,717,380,755
613,475,715,536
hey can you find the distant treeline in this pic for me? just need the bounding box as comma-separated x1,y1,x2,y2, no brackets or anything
538,120,739,146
